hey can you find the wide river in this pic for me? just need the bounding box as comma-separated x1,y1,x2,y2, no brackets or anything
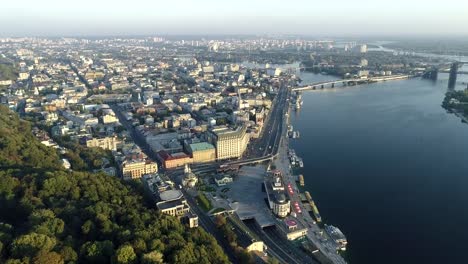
291,70,468,264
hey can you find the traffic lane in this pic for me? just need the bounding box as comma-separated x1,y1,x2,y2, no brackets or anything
183,191,238,263
244,221,301,264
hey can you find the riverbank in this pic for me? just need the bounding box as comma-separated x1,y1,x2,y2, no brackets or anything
272,95,347,264
442,89,468,123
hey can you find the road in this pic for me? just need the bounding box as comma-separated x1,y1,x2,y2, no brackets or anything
112,79,345,264
274,104,348,264
111,104,239,262
181,189,238,263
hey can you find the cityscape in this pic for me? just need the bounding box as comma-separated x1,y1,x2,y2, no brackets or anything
1,1,468,264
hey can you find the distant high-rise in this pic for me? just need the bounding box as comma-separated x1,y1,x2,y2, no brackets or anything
360,58,368,67
360,44,368,53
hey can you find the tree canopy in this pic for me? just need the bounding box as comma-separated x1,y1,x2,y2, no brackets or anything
0,105,229,264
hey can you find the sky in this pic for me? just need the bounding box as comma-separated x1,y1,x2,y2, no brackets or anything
1,0,468,37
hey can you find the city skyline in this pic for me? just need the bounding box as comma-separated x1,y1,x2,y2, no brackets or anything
2,0,468,37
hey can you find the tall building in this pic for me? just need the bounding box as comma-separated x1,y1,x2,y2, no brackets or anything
121,159,158,180
207,125,250,160
360,44,368,53
187,142,216,163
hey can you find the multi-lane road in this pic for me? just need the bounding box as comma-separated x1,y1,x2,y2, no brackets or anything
275,103,348,264
112,79,346,264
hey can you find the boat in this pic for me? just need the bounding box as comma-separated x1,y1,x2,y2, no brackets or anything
324,225,348,251
304,191,322,222
298,175,304,186
295,100,301,110
292,131,297,138
298,159,304,168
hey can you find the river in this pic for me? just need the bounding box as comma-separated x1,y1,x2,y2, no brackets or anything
291,69,468,264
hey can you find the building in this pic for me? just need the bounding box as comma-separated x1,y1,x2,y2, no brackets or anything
272,193,290,218
157,150,193,169
157,191,198,228
360,44,368,53
265,175,290,218
102,114,119,124
280,218,308,240
187,142,216,163
18,71,30,80
61,159,71,169
121,159,158,180
360,58,368,67
182,164,198,188
86,136,121,151
141,174,198,228
357,70,369,78
207,125,250,160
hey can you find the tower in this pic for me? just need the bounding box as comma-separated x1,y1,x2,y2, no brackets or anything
448,62,459,90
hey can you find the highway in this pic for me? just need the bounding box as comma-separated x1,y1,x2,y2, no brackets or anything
275,105,348,264
229,79,291,166
112,78,346,263
181,189,239,263
111,104,240,262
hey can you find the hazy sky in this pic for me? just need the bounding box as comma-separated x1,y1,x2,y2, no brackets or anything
1,0,467,36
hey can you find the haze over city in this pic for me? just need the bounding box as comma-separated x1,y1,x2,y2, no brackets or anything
2,0,468,36
1,2,468,264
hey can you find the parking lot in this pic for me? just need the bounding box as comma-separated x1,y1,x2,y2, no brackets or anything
227,165,276,227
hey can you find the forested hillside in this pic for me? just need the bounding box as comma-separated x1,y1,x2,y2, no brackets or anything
0,105,229,264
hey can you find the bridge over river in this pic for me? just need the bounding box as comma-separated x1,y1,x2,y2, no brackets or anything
292,75,412,91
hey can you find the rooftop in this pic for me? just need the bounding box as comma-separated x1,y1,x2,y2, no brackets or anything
189,142,215,152
159,189,183,201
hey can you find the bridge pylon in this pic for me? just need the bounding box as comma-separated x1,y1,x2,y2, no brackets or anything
448,62,459,89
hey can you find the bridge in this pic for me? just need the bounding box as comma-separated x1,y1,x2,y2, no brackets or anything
292,75,412,91
423,62,466,89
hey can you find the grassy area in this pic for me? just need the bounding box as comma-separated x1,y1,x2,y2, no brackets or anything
196,191,212,212
0,64,17,81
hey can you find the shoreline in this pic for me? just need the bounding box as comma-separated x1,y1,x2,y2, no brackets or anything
272,89,348,264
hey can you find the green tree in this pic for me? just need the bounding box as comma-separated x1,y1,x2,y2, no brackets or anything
80,240,114,263
5,258,30,264
59,246,77,263
214,215,226,228
113,245,136,264
10,233,56,258
32,251,64,264
0,106,230,263
141,250,164,264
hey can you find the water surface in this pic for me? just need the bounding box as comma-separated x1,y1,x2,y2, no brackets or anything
291,72,468,264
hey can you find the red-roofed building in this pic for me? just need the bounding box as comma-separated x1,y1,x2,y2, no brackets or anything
157,150,193,169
